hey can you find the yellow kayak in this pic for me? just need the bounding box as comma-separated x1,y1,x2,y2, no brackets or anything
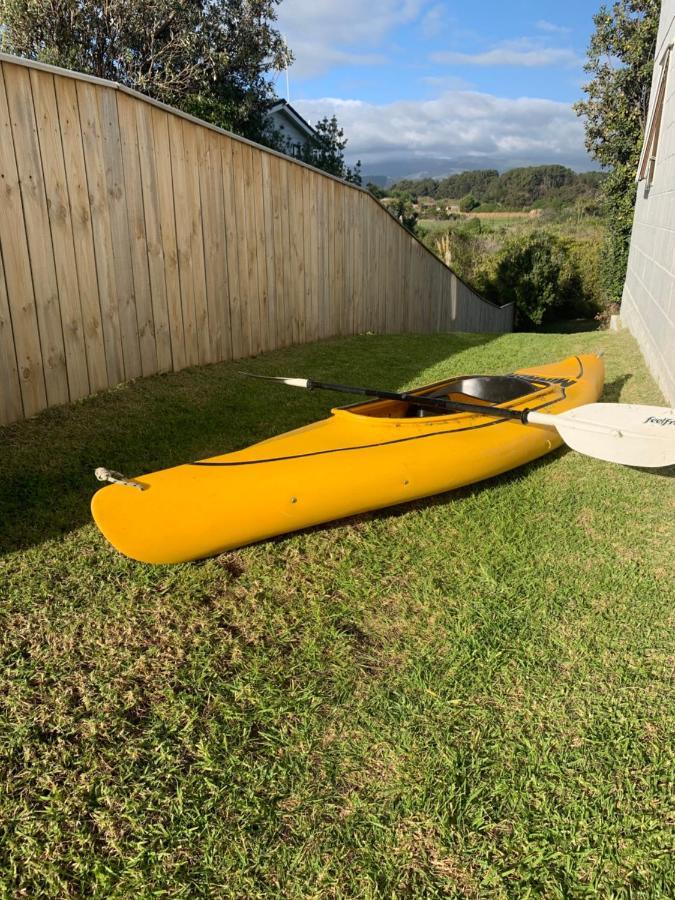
91,354,604,563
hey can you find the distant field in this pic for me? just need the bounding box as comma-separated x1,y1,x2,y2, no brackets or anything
420,210,537,220
471,210,538,219
419,215,532,235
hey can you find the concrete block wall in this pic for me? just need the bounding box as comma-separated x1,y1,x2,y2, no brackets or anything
621,0,675,404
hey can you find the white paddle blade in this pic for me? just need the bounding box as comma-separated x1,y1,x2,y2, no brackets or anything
240,372,310,389
528,403,675,467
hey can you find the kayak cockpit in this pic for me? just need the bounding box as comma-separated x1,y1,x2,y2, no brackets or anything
340,374,546,419
407,374,540,418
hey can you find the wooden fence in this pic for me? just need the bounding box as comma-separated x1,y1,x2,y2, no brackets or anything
0,54,514,427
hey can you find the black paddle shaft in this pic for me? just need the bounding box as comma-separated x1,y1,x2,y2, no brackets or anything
306,379,530,422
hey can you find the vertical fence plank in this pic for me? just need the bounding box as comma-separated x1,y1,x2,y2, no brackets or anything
325,179,334,337
383,208,392,334
391,228,403,333
168,114,199,366
221,136,243,360
116,92,157,377
288,163,304,345
326,178,334,336
97,86,142,380
354,191,365,334
200,130,230,362
244,145,260,355
369,204,379,332
0,245,23,424
230,140,253,357
312,173,321,339
4,63,69,408
77,80,125,385
278,157,293,347
360,193,369,333
135,102,172,372
352,191,361,334
261,154,278,350
269,155,287,348
250,149,269,353
0,67,46,418
397,229,406,331
30,69,90,402
184,124,211,364
0,65,47,416
54,76,108,394
396,227,406,332
333,181,343,336
301,170,313,342
341,191,352,337
327,179,335,338
377,207,387,334
383,213,392,334
151,108,185,371
367,201,377,333
315,177,326,338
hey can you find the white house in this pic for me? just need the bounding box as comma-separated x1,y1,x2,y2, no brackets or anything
266,100,320,159
622,0,675,404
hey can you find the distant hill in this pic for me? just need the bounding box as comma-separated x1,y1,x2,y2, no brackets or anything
361,174,389,188
389,165,606,210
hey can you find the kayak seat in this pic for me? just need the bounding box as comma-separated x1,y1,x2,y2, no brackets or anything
406,375,538,418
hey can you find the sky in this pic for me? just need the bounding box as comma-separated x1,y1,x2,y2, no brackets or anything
274,0,600,180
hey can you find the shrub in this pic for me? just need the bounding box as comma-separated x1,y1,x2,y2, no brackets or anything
475,231,587,328
564,237,607,317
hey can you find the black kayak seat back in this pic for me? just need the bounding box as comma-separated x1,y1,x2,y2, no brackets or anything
407,375,538,417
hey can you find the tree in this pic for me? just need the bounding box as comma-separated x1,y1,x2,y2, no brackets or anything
387,191,418,233
0,0,291,142
297,115,362,184
366,182,387,199
389,177,439,200
459,193,479,212
575,0,659,301
389,167,605,210
437,169,498,201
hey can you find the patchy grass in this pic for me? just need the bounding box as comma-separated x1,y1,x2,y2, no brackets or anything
0,329,673,897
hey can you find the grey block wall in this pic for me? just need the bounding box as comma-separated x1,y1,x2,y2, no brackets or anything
621,0,675,404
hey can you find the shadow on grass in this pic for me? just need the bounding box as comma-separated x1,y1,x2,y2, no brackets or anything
601,374,631,402
1,332,502,555
538,318,602,334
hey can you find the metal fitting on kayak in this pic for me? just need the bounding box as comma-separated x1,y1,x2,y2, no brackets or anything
95,467,146,490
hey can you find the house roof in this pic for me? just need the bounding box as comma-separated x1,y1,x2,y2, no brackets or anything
267,100,319,141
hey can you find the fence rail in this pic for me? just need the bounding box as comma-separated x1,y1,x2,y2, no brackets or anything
0,54,514,426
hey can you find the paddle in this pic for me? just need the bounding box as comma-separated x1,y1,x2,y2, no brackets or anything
241,373,675,468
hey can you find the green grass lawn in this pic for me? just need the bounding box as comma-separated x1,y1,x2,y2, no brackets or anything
1,329,673,897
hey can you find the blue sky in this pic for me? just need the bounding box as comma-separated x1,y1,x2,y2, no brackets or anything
274,0,599,178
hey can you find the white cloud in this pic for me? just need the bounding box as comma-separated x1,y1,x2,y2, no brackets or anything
420,3,450,39
421,75,473,90
277,0,427,77
431,46,581,68
536,20,572,35
292,91,590,172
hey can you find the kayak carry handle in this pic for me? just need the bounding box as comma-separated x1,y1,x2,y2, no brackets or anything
95,467,146,490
